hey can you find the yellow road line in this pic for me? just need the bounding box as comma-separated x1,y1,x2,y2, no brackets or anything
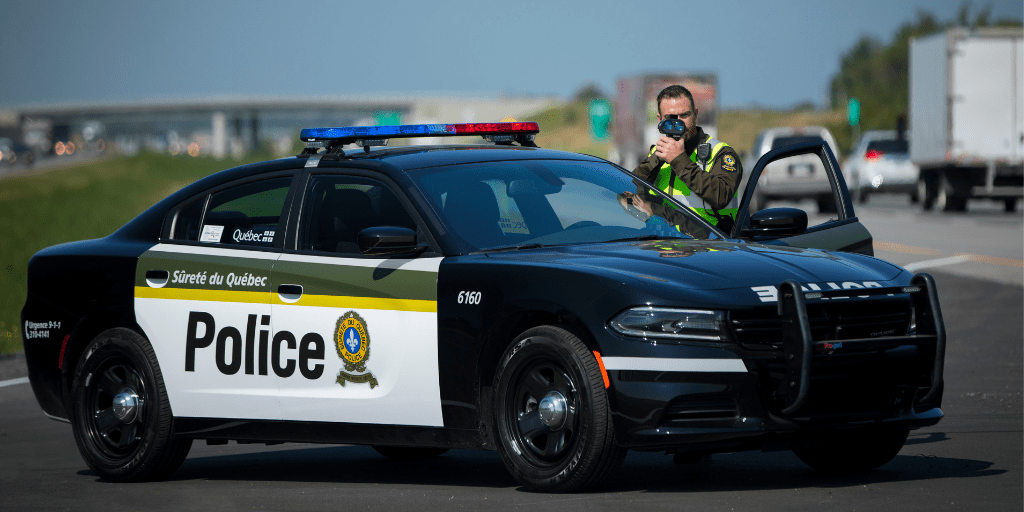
954,253,1024,268
875,242,1024,269
874,242,942,256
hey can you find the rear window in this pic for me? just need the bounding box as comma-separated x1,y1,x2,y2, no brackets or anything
866,139,909,154
771,135,825,150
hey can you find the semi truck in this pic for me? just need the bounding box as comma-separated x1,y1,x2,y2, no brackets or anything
909,27,1024,212
611,73,718,170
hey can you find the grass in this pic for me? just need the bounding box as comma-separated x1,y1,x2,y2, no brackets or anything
0,151,271,354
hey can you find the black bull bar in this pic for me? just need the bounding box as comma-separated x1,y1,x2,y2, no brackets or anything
777,273,946,415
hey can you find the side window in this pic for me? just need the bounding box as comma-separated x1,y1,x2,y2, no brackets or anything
172,177,292,247
300,175,417,254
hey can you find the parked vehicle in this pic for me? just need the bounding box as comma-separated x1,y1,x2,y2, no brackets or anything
845,130,920,203
23,122,944,493
910,27,1024,212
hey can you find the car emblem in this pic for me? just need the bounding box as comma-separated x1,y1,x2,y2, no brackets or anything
335,311,378,388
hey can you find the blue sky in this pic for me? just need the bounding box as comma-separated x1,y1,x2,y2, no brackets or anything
1,0,1021,109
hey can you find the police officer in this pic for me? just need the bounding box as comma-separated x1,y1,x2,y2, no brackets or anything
628,85,742,232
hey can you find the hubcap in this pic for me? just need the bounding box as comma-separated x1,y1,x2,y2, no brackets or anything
538,391,568,430
112,388,140,423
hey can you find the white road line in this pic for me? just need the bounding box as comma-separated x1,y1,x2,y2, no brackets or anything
0,376,29,388
904,255,971,272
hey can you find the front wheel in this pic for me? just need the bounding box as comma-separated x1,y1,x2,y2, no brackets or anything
792,429,908,473
493,326,625,492
69,328,192,481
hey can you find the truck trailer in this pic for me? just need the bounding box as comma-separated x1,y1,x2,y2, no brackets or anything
909,27,1024,212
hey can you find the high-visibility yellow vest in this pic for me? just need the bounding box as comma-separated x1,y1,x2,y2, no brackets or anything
649,135,739,226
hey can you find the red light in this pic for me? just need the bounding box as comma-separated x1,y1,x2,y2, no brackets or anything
449,122,539,134
865,149,883,162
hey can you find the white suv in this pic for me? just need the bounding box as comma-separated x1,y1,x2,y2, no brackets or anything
843,130,920,204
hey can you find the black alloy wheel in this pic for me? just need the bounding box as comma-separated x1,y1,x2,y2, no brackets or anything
493,326,624,492
70,328,191,481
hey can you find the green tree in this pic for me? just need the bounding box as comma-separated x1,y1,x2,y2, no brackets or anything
829,3,1021,141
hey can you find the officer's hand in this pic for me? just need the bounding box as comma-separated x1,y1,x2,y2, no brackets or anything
654,136,686,164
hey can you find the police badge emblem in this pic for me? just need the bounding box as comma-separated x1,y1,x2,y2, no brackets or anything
335,311,378,388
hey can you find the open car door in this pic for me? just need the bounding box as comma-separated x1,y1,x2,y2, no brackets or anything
730,141,874,255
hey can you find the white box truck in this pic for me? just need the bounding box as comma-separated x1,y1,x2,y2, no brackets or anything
910,27,1024,212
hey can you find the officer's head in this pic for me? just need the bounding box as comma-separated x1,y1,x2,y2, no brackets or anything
656,85,698,141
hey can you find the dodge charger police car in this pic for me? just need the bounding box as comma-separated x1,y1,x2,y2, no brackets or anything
22,122,945,492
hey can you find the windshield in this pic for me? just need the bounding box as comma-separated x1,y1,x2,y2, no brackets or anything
866,139,909,154
408,159,715,252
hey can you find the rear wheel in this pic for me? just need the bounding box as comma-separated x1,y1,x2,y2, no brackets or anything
1005,198,1018,213
792,429,908,473
493,326,625,492
69,328,191,481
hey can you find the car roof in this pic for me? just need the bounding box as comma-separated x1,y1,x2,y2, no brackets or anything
757,126,832,138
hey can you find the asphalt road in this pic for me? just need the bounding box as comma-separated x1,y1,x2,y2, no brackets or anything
1,198,1021,511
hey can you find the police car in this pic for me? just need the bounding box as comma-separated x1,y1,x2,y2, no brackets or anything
22,122,945,492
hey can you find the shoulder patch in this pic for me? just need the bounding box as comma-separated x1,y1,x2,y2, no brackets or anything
723,154,736,166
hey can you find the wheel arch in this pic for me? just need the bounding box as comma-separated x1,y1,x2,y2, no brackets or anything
62,309,146,394
474,305,600,448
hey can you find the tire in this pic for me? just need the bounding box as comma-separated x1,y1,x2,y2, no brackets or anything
792,429,909,474
493,326,625,492
1005,198,1018,213
69,328,192,481
371,446,449,461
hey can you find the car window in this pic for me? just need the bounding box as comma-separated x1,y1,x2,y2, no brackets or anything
299,175,418,254
865,139,909,154
771,135,825,150
172,177,292,247
408,160,713,252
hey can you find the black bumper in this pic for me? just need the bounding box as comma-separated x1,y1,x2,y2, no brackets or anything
608,273,946,452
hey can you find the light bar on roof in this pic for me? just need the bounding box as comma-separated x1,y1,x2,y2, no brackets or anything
299,122,539,143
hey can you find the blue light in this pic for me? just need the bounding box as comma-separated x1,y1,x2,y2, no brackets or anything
301,124,454,141
300,122,539,142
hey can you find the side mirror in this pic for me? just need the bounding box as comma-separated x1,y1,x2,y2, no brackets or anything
357,226,426,256
741,207,808,237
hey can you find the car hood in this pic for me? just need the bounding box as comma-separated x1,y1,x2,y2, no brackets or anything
491,239,907,292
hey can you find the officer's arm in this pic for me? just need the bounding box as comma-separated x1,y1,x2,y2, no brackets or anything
631,149,662,183
667,148,743,211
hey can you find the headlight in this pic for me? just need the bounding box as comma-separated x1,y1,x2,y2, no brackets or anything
609,307,725,341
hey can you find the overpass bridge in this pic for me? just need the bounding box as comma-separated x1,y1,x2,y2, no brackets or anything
0,95,560,158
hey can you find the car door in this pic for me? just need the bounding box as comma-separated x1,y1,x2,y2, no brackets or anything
270,171,446,427
135,173,298,420
730,140,874,255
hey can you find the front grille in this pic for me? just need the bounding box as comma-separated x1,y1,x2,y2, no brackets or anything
729,298,912,351
729,298,928,417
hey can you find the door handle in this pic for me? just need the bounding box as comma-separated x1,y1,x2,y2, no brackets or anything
277,284,303,303
145,270,169,288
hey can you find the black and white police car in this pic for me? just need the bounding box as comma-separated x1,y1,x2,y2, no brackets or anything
22,122,945,492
